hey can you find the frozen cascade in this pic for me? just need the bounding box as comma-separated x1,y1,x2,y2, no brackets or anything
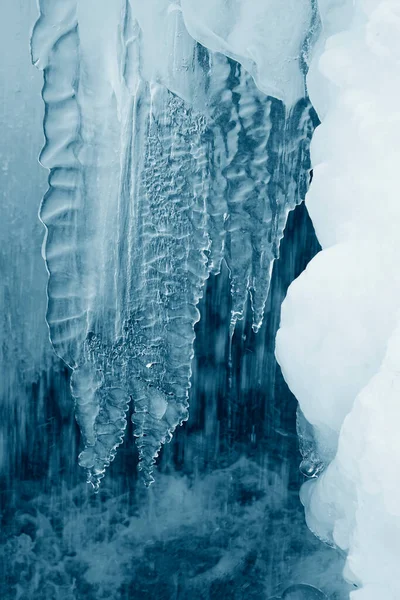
276,0,400,597
31,0,316,487
210,66,317,332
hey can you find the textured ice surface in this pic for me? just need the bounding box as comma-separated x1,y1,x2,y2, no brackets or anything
31,0,315,487
277,0,400,597
0,35,344,587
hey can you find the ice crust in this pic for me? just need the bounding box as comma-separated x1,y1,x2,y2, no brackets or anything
276,0,400,596
31,0,314,487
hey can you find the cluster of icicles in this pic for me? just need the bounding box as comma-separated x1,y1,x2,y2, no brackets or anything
31,0,317,489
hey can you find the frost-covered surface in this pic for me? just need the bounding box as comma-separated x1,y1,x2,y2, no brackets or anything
31,0,316,487
276,0,400,597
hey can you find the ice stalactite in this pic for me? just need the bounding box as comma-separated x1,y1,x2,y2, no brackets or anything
32,0,136,488
210,67,317,334
203,59,318,334
32,0,315,487
125,86,211,483
276,0,400,597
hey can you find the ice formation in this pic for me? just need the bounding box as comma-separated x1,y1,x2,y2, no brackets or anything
31,0,315,488
276,0,400,597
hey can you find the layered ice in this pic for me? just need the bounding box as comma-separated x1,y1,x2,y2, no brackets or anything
276,0,400,596
31,0,315,487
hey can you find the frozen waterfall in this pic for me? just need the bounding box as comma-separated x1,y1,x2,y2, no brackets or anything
31,0,315,488
2,0,397,598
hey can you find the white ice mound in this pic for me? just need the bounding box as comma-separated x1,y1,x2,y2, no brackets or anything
302,320,400,599
276,241,400,460
181,0,313,106
276,0,400,597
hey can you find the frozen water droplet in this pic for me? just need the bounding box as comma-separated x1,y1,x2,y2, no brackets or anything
300,457,324,478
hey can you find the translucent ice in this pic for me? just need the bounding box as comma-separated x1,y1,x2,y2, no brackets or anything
32,0,315,487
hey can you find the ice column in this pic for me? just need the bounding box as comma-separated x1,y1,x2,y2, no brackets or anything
276,1,400,597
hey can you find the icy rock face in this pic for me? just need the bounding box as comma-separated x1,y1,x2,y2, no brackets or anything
31,0,314,488
276,0,400,597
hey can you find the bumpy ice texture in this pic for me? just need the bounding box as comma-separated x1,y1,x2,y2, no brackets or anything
276,0,400,597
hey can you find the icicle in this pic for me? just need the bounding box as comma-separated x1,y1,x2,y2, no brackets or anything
32,0,134,489
128,84,210,484
214,65,316,333
202,52,231,275
32,2,212,486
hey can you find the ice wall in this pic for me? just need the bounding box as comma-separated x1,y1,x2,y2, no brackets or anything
276,0,400,596
31,0,314,488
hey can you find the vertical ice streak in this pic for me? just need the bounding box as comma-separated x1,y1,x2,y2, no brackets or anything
32,0,315,487
207,61,316,333
31,2,105,463
127,85,211,483
32,0,133,488
31,2,82,368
